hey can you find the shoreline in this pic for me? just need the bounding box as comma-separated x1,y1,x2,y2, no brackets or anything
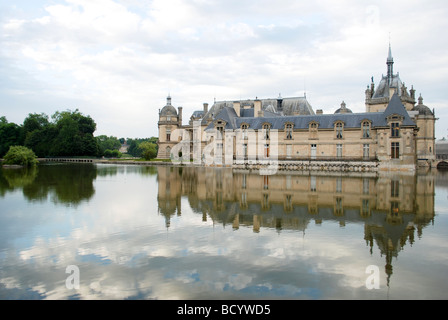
30,157,439,177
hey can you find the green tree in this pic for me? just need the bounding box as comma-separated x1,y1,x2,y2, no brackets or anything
50,109,99,157
97,135,122,157
127,137,159,158
0,118,24,157
23,113,57,158
3,146,38,167
126,139,141,157
23,113,50,135
138,141,157,160
24,125,58,158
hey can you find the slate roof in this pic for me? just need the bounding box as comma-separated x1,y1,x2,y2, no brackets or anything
160,104,177,116
372,75,404,99
383,93,416,126
412,95,434,116
205,93,416,131
191,110,205,118
201,96,314,125
159,95,178,116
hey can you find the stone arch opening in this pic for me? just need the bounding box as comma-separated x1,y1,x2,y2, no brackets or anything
437,161,448,170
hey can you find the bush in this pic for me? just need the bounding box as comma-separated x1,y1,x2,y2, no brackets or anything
103,149,122,158
138,142,157,161
3,146,38,167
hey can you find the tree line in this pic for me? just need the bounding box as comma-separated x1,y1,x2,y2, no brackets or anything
0,110,158,160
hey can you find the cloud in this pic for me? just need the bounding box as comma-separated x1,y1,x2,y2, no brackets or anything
0,0,447,138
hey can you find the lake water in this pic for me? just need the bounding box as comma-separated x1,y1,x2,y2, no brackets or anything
1,163,448,300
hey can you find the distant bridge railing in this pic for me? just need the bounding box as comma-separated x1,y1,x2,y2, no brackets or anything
38,158,97,163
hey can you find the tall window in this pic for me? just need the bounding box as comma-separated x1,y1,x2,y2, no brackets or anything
264,144,270,158
391,122,400,137
263,124,271,140
391,142,400,159
309,122,318,139
241,124,248,140
311,144,317,159
336,122,343,139
286,124,293,140
337,144,343,158
362,121,371,138
166,128,171,141
363,144,370,160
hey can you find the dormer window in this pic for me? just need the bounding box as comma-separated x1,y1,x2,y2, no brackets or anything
263,124,271,140
214,120,225,140
241,124,248,140
362,121,371,138
309,121,318,140
217,126,224,139
391,122,400,137
335,122,343,139
285,123,293,140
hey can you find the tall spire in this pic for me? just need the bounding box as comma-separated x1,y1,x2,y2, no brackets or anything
387,42,394,83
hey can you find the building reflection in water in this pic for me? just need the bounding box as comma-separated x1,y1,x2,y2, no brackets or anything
157,166,435,287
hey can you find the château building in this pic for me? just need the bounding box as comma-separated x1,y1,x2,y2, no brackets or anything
157,45,437,171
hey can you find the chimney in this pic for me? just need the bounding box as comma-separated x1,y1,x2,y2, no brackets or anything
254,99,262,118
178,107,183,125
233,101,241,117
316,109,323,114
277,93,283,112
203,103,208,114
410,85,416,101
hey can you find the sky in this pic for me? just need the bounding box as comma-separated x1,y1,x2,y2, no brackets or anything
1,0,447,139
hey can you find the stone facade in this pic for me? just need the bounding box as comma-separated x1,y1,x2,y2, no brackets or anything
157,46,437,171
